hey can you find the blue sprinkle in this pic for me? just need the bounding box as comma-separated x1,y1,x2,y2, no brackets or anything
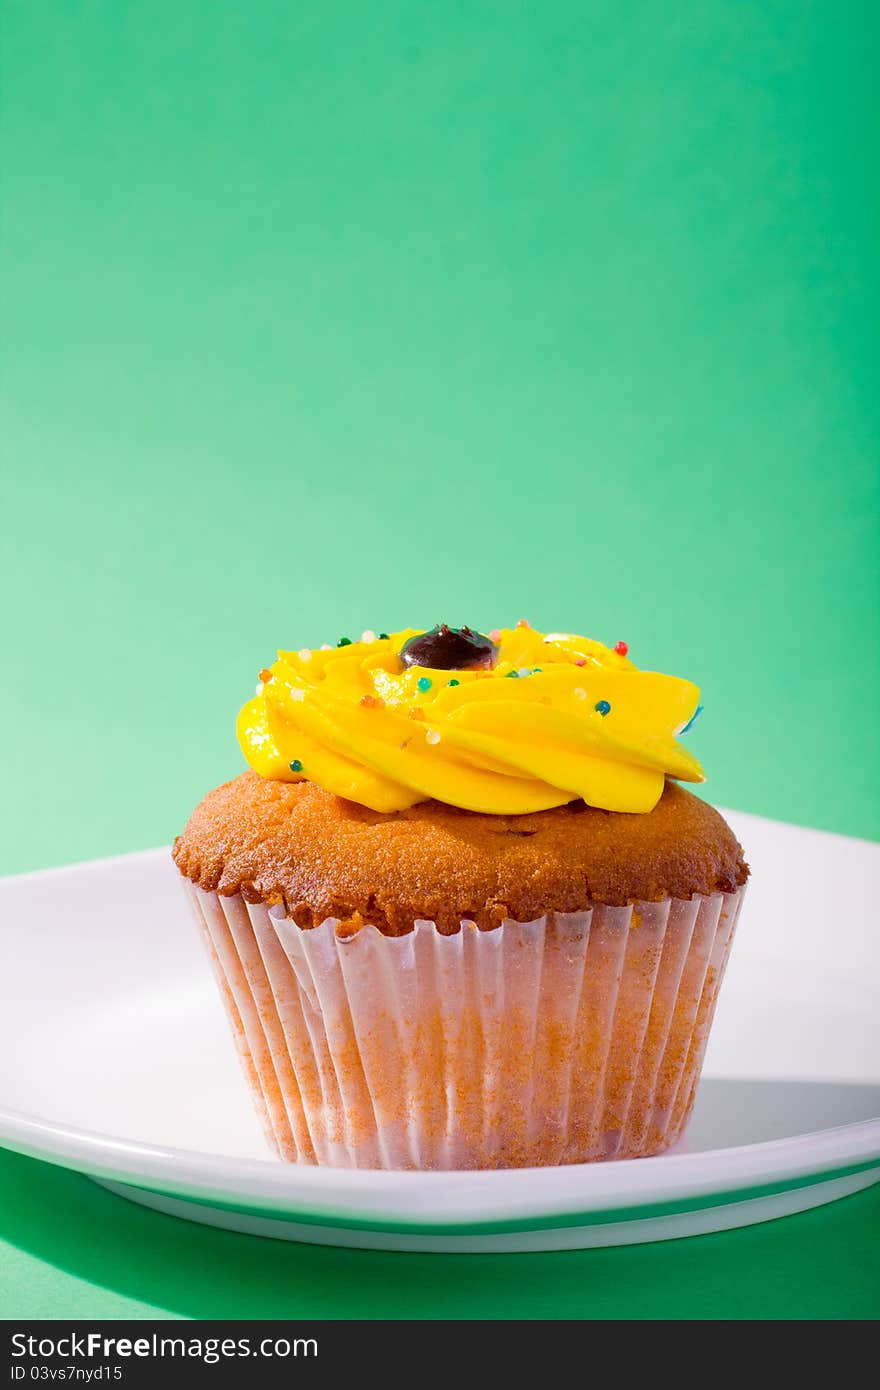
679,704,704,735
417,676,432,692
532,667,543,674
595,700,612,716
289,759,304,773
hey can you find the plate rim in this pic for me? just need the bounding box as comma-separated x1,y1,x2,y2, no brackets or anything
2,1103,879,1232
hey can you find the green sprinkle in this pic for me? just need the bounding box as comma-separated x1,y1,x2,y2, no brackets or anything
532,667,543,673
506,669,519,678
337,636,352,647
378,632,390,641
289,759,304,773
447,678,460,687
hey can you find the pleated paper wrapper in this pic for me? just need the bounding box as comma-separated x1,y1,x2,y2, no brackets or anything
184,881,745,1170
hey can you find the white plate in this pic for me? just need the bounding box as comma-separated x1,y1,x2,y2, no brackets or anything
0,810,878,1253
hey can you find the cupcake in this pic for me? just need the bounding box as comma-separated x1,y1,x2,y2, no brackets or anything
173,623,748,1169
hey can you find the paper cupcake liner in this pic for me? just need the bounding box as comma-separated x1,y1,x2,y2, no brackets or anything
183,881,745,1170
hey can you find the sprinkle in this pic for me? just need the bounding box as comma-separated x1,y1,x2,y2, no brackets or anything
417,676,432,692
378,632,390,641
573,688,587,700
337,636,352,647
289,759,303,773
259,668,273,683
678,704,704,735
532,667,543,674
425,729,442,745
517,666,531,677
614,640,629,657
506,669,520,678
255,682,263,696
290,688,305,702
298,648,312,661
489,628,502,642
574,658,586,667
361,629,377,643
360,693,384,709
447,678,460,687
516,618,530,628
320,643,332,651
595,699,611,716
409,708,426,721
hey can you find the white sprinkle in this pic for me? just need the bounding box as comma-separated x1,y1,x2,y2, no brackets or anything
298,647,312,661
290,687,305,702
517,666,530,678
573,687,587,700
361,629,377,643
425,729,442,745
255,682,264,696
320,643,332,650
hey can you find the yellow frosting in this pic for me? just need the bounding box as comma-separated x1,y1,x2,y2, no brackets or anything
237,626,705,815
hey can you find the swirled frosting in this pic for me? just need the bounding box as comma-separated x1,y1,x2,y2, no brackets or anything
237,626,704,815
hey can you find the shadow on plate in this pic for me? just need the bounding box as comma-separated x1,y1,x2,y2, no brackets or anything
684,1077,880,1150
0,1079,878,1319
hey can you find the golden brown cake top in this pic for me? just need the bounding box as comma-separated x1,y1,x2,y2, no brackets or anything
173,771,748,935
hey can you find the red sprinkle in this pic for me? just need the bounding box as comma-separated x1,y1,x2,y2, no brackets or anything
360,694,384,709
574,658,586,667
258,668,273,683
489,628,502,642
614,641,629,657
516,617,530,628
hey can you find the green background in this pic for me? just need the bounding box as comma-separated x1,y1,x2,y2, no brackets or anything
1,0,877,1319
